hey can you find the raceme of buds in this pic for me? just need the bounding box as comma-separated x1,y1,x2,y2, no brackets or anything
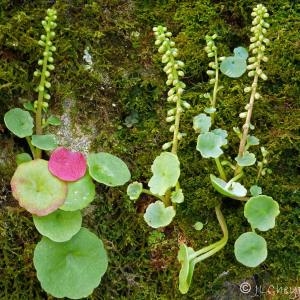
248,4,269,80
35,8,57,106
154,25,190,147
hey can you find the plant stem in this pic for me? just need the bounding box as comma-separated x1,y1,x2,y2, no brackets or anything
235,68,260,176
171,96,181,155
215,157,227,181
35,36,52,159
192,204,228,263
211,52,219,124
25,137,37,159
142,189,166,203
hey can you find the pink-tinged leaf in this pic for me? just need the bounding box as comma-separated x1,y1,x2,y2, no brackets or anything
11,159,67,216
49,147,87,181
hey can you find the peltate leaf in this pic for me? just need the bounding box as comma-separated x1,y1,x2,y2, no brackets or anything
143,201,175,228
244,195,280,231
193,113,211,133
196,132,224,158
233,47,249,59
31,134,58,151
171,189,184,203
11,159,67,216
220,56,247,78
60,174,95,211
33,209,82,242
235,151,256,166
210,174,247,199
234,232,267,267
4,108,34,138
33,228,108,299
88,152,131,186
127,182,143,200
148,152,180,196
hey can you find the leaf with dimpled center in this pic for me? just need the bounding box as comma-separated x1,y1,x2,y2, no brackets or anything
33,228,108,299
11,159,67,216
88,152,131,186
60,174,95,211
33,209,82,242
234,232,267,267
4,108,34,138
143,201,176,228
244,195,280,231
196,132,225,158
148,152,180,196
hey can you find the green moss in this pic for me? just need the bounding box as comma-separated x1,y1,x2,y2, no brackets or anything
0,0,299,299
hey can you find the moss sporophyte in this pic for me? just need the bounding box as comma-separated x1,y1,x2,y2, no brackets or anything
4,8,131,299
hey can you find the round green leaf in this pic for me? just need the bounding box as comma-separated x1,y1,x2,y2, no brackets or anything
47,115,61,126
211,128,228,146
178,243,196,294
247,135,260,146
60,174,95,211
193,113,211,133
143,201,176,228
233,46,249,59
4,108,34,138
87,152,131,186
220,56,247,78
127,181,143,200
16,152,32,165
33,228,108,299
196,132,224,158
210,174,247,200
234,232,267,267
33,209,82,242
250,185,262,196
31,134,58,151
171,189,184,203
244,195,280,231
193,221,204,231
11,159,67,216
148,152,180,196
235,151,256,166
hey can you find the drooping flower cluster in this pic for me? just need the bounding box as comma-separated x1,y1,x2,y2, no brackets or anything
247,4,270,81
153,25,190,151
204,34,221,85
34,8,57,109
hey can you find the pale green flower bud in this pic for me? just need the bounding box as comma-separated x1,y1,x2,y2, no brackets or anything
260,73,268,80
244,87,252,93
206,70,215,76
239,112,247,118
162,142,172,150
182,101,191,109
254,93,260,99
166,116,175,122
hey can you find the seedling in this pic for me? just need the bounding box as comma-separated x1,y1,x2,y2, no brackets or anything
4,9,131,299
178,4,280,293
127,25,190,228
